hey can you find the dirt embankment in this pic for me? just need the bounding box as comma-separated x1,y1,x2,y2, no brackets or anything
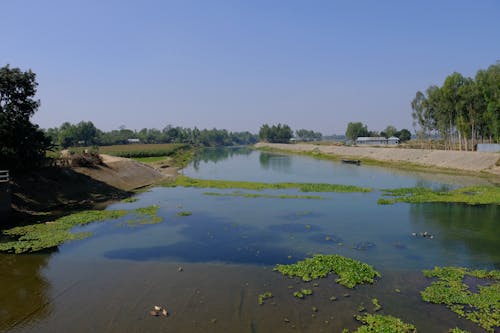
8,155,167,225
255,143,500,176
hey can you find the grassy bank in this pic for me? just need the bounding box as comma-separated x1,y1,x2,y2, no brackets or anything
99,143,188,158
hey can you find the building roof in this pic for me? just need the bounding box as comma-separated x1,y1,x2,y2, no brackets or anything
387,136,400,140
356,137,386,141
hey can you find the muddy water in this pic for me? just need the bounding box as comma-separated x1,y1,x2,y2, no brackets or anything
1,148,498,332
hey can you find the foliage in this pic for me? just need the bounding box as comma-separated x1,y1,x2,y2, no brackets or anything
346,122,369,142
344,314,417,333
202,191,324,200
0,206,162,253
273,254,380,288
420,266,500,332
448,329,470,333
98,143,188,158
258,292,273,305
411,62,500,148
295,129,322,142
259,123,293,143
0,65,51,171
379,186,500,205
167,176,372,193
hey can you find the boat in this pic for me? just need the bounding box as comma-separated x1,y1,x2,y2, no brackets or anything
341,159,361,165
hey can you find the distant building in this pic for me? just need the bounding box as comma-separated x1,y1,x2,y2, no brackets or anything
477,143,500,152
127,138,140,144
356,137,399,145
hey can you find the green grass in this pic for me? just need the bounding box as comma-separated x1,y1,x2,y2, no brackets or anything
131,156,168,163
342,314,417,333
0,206,162,253
379,186,500,205
165,176,372,193
420,266,500,332
274,254,381,288
202,191,324,200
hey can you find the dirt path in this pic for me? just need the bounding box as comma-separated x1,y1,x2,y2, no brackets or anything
256,143,500,177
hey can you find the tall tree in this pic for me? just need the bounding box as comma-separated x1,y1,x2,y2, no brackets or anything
0,65,50,171
345,122,368,142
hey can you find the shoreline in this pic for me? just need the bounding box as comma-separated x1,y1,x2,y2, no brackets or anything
255,142,500,182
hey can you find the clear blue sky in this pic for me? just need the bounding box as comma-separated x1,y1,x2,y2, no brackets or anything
1,0,499,134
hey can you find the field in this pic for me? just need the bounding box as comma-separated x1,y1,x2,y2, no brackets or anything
97,143,188,158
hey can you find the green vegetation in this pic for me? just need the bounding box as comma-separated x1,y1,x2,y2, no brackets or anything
293,289,313,299
259,123,293,143
125,206,163,225
420,266,500,332
177,211,192,216
121,197,138,203
412,62,500,149
371,298,382,311
346,122,369,142
99,143,188,158
295,129,322,142
0,206,162,253
343,314,417,333
449,329,470,333
132,156,168,163
274,254,380,288
379,186,500,205
167,176,371,193
202,191,324,200
258,292,273,305
0,65,51,171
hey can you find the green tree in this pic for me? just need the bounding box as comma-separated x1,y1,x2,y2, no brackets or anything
0,65,50,170
396,129,411,142
259,124,293,143
384,125,397,138
345,122,368,142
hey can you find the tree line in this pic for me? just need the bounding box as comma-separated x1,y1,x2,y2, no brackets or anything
259,124,322,143
345,122,411,142
45,122,259,148
411,62,500,150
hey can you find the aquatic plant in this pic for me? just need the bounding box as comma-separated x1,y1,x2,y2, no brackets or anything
125,205,163,225
121,197,138,203
0,206,163,253
371,298,382,311
448,328,470,333
274,254,380,288
420,266,500,332
167,176,372,193
343,313,417,333
379,186,500,205
202,192,324,200
177,211,192,216
258,291,273,305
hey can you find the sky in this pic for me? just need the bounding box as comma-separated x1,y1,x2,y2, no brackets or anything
1,1,499,135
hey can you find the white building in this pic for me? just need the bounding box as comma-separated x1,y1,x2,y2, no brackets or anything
356,137,399,145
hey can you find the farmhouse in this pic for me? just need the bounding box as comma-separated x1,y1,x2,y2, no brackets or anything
356,136,400,145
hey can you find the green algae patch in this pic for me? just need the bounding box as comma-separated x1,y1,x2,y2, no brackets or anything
0,210,128,253
343,314,417,333
0,206,163,253
177,211,192,217
125,205,163,226
273,254,380,288
293,289,313,299
379,186,500,205
203,191,324,200
166,176,371,193
420,266,500,332
449,328,470,333
121,197,138,203
258,291,273,305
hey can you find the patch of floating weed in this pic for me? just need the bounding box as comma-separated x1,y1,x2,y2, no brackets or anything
449,328,470,333
379,186,500,205
420,266,500,332
258,292,273,305
125,205,163,225
342,313,417,333
202,191,324,200
0,210,128,253
372,298,382,311
177,211,192,217
293,289,313,299
121,197,138,203
274,254,380,288
166,176,371,193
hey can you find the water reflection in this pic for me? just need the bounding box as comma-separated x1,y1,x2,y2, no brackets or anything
409,204,500,269
0,254,52,331
259,153,292,173
190,147,252,171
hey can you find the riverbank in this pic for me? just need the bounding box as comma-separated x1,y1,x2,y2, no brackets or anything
255,143,500,180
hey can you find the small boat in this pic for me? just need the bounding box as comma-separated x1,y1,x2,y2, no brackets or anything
341,159,361,165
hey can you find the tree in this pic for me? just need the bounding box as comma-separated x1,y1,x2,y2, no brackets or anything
345,122,368,142
259,124,293,143
0,65,50,171
384,125,397,138
396,129,411,142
